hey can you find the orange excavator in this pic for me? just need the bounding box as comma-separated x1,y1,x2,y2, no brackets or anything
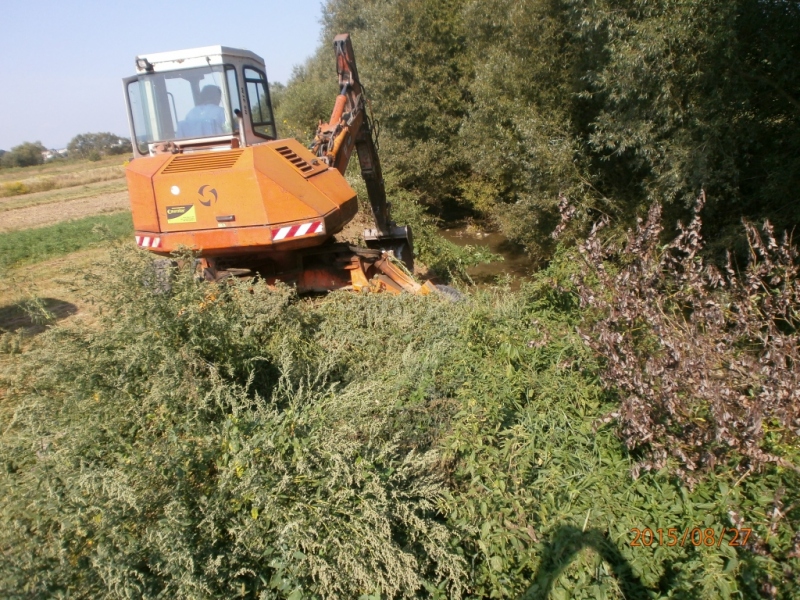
122,34,431,294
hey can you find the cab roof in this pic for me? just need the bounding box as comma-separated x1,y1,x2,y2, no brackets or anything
134,46,264,73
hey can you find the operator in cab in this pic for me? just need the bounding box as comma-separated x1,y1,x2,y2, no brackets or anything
178,85,226,137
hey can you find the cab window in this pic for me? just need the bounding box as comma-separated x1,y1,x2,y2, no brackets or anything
126,65,235,153
226,66,241,132
244,67,276,139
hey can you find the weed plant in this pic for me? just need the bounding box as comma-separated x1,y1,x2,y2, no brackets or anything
0,237,797,598
569,193,799,482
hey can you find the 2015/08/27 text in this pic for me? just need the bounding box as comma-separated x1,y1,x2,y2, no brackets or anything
630,527,751,548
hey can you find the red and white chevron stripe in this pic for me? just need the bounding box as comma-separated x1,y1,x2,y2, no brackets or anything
135,235,162,249
271,220,325,241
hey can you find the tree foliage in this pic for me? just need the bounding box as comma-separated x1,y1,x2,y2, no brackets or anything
67,132,132,159
274,48,340,143
276,0,800,257
0,141,46,168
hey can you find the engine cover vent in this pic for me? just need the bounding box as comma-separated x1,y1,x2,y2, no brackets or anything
274,145,328,178
162,149,243,174
275,146,313,172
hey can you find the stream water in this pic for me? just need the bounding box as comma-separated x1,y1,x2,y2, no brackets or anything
439,225,535,286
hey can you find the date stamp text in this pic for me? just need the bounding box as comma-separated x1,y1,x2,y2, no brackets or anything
630,527,751,547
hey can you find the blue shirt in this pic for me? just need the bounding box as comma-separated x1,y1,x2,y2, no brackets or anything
178,104,227,137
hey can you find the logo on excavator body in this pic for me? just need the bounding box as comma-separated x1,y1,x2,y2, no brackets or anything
166,204,197,224
198,185,218,207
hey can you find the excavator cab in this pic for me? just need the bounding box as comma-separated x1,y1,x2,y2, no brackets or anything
123,46,276,157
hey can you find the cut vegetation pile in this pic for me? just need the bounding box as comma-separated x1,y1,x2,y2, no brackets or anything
1,213,798,598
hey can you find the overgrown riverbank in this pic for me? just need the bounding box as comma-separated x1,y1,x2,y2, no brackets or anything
1,216,797,598
276,0,800,263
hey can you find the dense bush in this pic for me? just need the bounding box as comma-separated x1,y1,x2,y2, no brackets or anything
0,178,59,198
0,182,31,197
571,193,800,482
67,132,132,159
277,0,800,258
0,141,46,168
0,250,467,598
1,240,798,598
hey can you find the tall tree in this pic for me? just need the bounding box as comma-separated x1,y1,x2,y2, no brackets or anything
67,133,132,159
322,0,473,206
0,142,46,168
284,0,800,256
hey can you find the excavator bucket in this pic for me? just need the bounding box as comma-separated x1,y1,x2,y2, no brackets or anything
363,224,414,271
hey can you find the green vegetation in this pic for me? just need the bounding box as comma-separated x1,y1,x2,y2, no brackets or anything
1,225,797,598
276,0,800,260
67,132,132,160
0,141,47,168
0,212,132,269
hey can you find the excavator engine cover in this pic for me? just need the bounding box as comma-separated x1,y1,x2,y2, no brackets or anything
126,139,358,257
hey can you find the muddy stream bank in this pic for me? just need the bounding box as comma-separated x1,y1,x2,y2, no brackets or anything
439,223,535,287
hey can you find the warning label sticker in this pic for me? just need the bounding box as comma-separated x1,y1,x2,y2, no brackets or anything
166,204,197,224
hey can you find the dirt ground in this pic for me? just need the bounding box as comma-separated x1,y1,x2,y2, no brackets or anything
0,192,130,232
0,159,134,335
0,248,108,334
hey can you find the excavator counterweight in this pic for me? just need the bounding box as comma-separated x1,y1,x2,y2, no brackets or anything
122,35,419,292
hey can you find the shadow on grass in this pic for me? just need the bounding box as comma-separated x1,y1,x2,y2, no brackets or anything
520,526,652,600
0,297,77,334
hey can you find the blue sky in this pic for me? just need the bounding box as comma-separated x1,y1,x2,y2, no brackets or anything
0,1,325,150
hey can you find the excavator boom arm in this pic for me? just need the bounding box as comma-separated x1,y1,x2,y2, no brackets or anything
311,34,390,235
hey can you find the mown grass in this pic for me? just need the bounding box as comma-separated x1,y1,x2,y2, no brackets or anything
0,155,125,182
0,179,128,213
0,163,126,199
0,212,132,269
0,245,796,599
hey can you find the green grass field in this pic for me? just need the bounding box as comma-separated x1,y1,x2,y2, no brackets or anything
0,211,132,270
